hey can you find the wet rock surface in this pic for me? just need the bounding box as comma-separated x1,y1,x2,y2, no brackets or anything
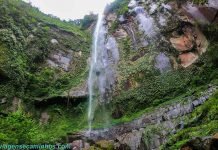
68,86,217,150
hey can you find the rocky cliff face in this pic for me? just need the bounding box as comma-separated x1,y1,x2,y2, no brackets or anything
106,0,218,117
68,0,218,149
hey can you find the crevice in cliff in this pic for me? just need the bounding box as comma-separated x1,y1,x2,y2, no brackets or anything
34,96,87,109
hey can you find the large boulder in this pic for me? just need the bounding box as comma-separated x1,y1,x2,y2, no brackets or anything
170,25,195,52
170,35,194,52
170,24,208,67
115,129,144,150
179,52,199,68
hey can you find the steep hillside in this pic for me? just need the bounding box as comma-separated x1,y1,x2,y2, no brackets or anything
0,0,91,144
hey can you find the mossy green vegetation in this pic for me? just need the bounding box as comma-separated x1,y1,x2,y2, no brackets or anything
107,0,129,15
0,108,39,144
0,0,91,144
0,0,91,99
0,102,89,144
162,91,218,150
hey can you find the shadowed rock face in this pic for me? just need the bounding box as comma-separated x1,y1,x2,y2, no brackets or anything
181,134,218,150
184,3,211,24
197,7,218,23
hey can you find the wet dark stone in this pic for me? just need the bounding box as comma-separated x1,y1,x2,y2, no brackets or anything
112,108,124,119
181,137,218,150
198,7,218,23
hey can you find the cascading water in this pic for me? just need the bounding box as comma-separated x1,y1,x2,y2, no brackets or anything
88,2,119,133
88,8,106,132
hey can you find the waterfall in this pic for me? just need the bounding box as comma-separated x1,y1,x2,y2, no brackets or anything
88,2,119,133
88,6,106,132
